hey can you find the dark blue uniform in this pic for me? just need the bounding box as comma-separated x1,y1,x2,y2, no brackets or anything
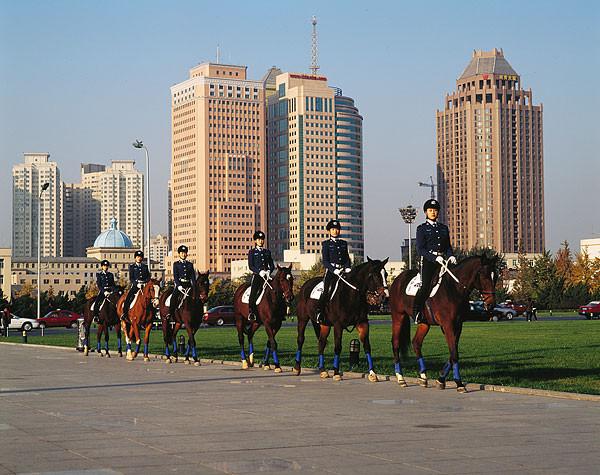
94,271,116,315
170,259,196,317
317,238,352,317
122,263,151,317
413,220,454,317
247,247,275,315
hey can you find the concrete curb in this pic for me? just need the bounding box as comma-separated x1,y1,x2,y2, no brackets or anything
2,341,599,402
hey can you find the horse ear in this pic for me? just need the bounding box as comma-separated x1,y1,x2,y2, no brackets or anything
367,256,372,262
382,257,389,266
276,264,281,270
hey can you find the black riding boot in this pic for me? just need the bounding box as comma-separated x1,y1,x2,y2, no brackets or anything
248,305,257,322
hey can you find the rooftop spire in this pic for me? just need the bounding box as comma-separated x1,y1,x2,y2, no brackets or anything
310,15,319,76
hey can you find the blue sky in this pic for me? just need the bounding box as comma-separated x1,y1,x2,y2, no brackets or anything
1,0,599,259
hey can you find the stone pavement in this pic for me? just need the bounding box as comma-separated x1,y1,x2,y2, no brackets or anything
0,343,599,475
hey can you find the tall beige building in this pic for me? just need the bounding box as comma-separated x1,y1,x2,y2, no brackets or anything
12,153,62,258
436,49,544,253
170,62,266,274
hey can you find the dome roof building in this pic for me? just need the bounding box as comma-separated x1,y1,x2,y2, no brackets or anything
93,218,133,249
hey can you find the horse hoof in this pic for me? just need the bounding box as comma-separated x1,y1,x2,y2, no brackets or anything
436,379,446,390
144,357,150,362
274,367,282,373
263,364,272,371
184,360,190,365
98,352,103,357
292,367,301,376
417,377,428,388
165,358,172,365
320,370,330,379
194,361,201,367
106,353,111,359
367,371,379,383
397,378,408,388
161,355,167,360
456,383,467,393
249,354,254,365
242,360,249,370
118,352,123,358
333,374,342,381
83,348,89,356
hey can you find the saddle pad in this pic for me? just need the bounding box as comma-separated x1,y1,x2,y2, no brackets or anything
129,291,140,310
241,286,265,305
165,293,172,307
90,300,106,312
309,280,340,300
405,274,440,298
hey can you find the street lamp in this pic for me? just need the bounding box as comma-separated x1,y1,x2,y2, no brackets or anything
37,182,50,321
399,205,417,270
132,140,150,273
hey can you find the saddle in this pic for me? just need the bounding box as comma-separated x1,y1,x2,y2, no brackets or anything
241,286,266,305
405,273,441,297
309,280,341,301
90,299,106,312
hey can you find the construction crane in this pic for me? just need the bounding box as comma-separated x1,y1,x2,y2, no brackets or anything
418,176,437,200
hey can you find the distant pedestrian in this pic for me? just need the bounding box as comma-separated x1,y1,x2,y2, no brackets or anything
526,298,536,322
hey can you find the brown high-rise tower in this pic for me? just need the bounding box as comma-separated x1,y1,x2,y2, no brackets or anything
436,49,544,253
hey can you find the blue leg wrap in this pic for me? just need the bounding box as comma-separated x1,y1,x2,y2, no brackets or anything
172,342,177,353
263,346,270,363
417,357,426,373
394,362,402,374
117,337,122,351
105,341,109,351
249,343,254,354
192,346,197,359
453,362,461,381
165,345,170,357
135,342,141,353
441,361,452,379
97,341,101,352
241,348,246,360
272,350,279,365
366,353,374,371
126,342,131,351
144,343,148,355
295,350,302,363
333,353,340,370
318,354,325,368
185,344,190,357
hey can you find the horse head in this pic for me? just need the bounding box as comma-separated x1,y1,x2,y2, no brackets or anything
143,279,161,308
463,255,500,311
195,270,210,304
275,264,294,305
362,257,390,305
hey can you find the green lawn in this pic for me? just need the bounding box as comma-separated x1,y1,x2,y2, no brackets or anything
4,319,599,395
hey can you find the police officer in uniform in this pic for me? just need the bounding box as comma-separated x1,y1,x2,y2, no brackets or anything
121,250,151,321
169,245,196,318
316,219,352,324
247,231,275,321
413,199,456,324
94,260,116,322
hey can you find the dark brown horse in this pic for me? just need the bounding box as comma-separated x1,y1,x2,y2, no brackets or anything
1,303,12,336
82,291,122,357
118,279,160,362
389,255,499,392
158,271,210,365
233,265,294,372
294,258,389,381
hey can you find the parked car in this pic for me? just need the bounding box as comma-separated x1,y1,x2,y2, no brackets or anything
464,301,490,321
203,306,237,326
0,314,41,332
579,301,600,320
492,303,518,320
37,309,81,329
500,300,527,316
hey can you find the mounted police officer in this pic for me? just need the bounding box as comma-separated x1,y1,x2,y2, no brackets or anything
316,219,352,324
93,259,116,322
169,245,196,318
413,199,456,324
121,250,151,321
247,230,275,321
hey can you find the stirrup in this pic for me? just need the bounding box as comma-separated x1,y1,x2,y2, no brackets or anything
248,312,256,322
93,315,99,323
315,312,323,324
414,311,425,325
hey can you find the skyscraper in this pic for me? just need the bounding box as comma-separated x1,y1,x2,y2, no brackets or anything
267,72,364,261
170,62,266,273
436,48,544,253
12,153,62,258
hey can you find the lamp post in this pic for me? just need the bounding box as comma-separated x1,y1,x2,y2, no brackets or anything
132,140,150,272
37,182,50,321
399,205,417,270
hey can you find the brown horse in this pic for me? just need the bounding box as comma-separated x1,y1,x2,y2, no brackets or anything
294,258,389,381
1,304,12,336
118,279,160,362
158,271,210,365
82,291,122,357
233,265,294,372
389,255,499,392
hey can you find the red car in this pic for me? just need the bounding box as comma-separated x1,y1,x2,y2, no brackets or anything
501,301,527,316
37,309,81,329
203,306,237,326
579,301,600,320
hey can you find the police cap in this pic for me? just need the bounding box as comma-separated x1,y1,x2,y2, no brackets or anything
177,245,188,253
134,250,144,258
100,260,110,267
253,231,265,240
326,219,341,231
423,199,441,212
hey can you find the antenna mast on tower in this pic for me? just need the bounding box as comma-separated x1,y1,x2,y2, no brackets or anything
310,15,319,76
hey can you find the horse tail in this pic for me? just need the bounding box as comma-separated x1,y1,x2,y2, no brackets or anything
399,314,411,359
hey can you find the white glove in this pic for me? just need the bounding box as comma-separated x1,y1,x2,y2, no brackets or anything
448,256,457,265
104,291,110,297
333,268,342,276
177,285,184,292
137,283,144,289
344,267,352,273
435,256,445,265
259,270,268,278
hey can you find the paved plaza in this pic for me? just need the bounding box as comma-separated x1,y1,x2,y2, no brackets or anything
0,343,599,475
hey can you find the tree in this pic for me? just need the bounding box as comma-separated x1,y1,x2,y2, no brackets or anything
207,278,236,308
555,240,573,280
